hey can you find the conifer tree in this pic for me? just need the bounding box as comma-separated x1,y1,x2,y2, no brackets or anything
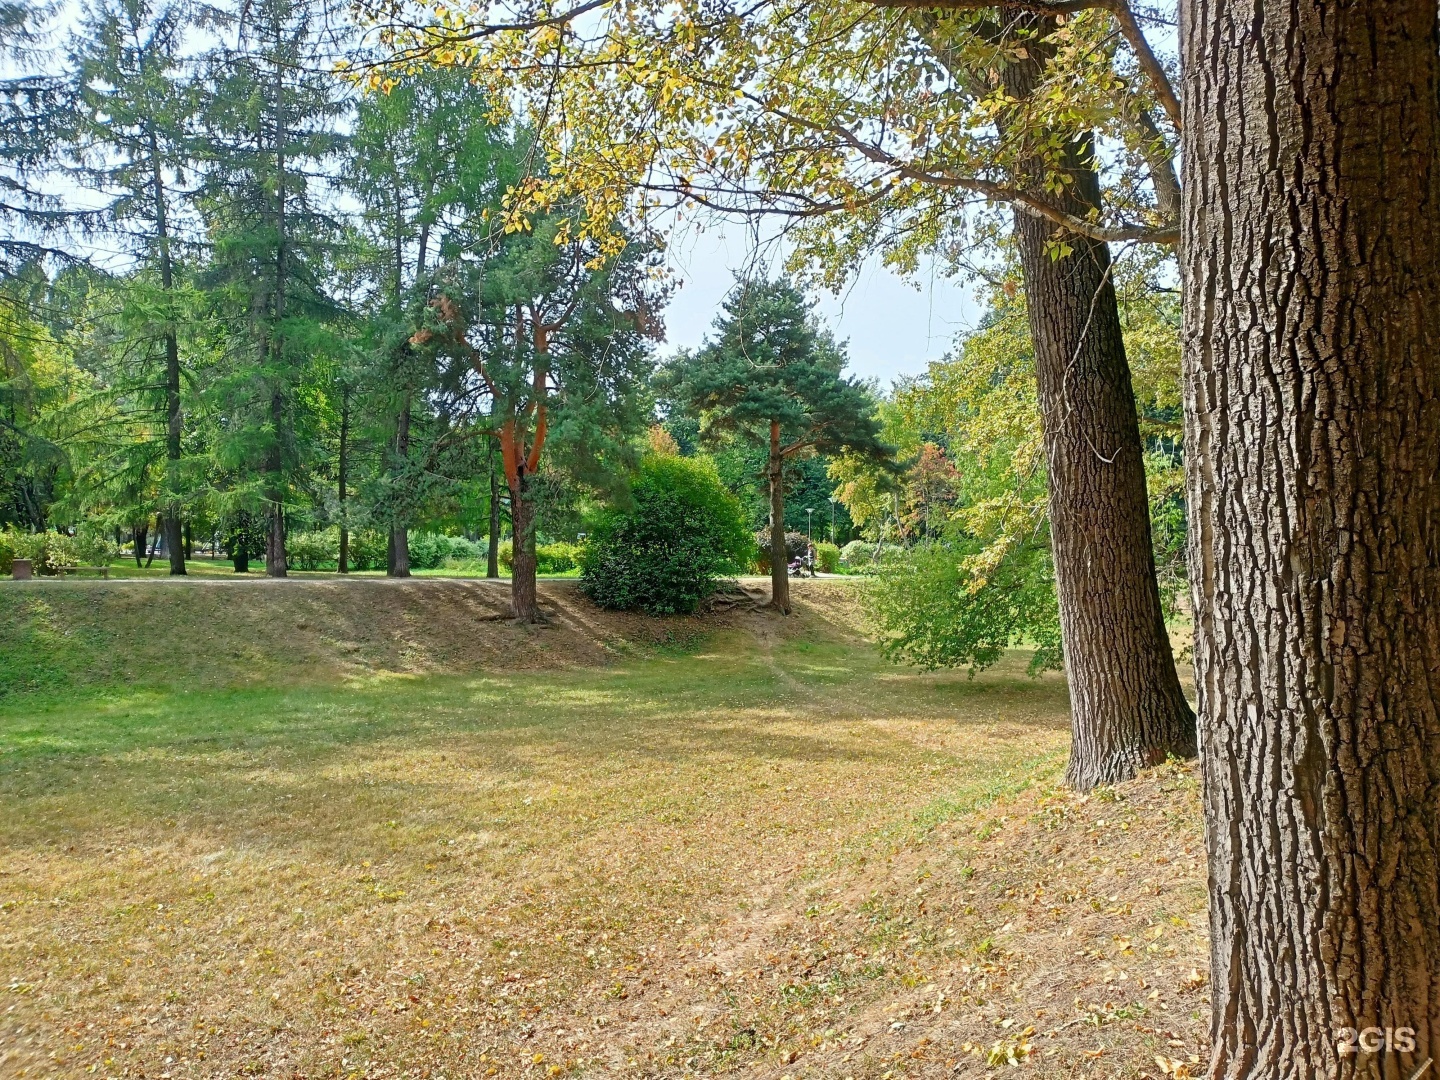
198,0,349,576
65,0,203,573
662,278,892,614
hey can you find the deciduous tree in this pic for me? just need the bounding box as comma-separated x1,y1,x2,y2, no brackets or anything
1182,0,1440,1072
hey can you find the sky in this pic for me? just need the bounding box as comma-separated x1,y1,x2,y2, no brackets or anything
28,0,984,390
657,217,981,388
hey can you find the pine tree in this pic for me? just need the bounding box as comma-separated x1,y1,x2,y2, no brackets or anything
661,278,893,614
417,214,661,621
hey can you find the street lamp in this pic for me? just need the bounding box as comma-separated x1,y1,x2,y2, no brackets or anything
805,508,814,572
829,496,837,544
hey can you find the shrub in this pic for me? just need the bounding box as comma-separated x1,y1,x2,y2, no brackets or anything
288,529,338,571
0,528,83,575
839,539,875,569
73,528,119,567
863,537,1061,676
406,532,449,570
753,528,808,573
0,528,22,574
444,535,486,562
815,541,840,573
538,541,583,574
346,530,388,571
497,539,513,571
582,455,754,615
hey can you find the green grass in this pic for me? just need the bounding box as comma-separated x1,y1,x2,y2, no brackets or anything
0,580,1074,1078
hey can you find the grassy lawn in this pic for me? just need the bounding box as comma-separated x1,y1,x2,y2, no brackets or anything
0,581,1205,1079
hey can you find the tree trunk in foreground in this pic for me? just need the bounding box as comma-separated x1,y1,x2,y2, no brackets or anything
1181,0,1440,1074
509,471,539,621
1001,18,1195,790
767,420,792,614
265,387,287,578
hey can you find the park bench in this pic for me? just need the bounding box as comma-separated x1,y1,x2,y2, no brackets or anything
54,565,110,579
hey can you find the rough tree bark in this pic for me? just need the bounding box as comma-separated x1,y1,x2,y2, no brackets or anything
768,419,792,615
508,466,538,620
387,400,411,578
264,38,288,580
264,384,288,578
1181,0,1440,1075
1001,11,1195,789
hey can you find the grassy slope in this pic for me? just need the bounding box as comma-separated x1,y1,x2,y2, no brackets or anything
0,579,1206,1079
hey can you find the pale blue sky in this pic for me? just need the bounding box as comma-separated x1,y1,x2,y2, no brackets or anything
658,218,980,386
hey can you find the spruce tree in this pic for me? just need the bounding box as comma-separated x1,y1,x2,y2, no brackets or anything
197,0,349,576
64,0,203,573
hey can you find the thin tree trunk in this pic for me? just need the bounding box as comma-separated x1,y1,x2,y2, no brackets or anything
509,470,538,620
768,419,791,614
487,451,501,579
150,128,185,577
265,386,287,578
1181,0,1440,1073
145,518,158,568
265,31,288,580
132,524,146,568
337,389,349,574
1000,11,1194,790
388,400,411,577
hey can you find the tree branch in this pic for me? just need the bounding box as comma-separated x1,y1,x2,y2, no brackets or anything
868,0,1182,130
761,97,1178,245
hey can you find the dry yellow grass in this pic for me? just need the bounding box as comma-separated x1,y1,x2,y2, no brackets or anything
0,579,1206,1079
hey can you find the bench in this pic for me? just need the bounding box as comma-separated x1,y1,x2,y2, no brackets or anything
55,565,110,579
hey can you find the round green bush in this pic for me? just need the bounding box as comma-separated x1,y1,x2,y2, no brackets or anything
581,455,754,615
839,539,876,570
346,530,387,571
815,541,840,573
288,528,339,571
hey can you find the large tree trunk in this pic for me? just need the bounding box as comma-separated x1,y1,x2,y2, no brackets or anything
265,382,287,578
387,527,410,577
265,499,287,577
768,420,791,614
149,129,186,578
1000,13,1195,790
509,471,539,621
1181,0,1440,1075
160,320,185,577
